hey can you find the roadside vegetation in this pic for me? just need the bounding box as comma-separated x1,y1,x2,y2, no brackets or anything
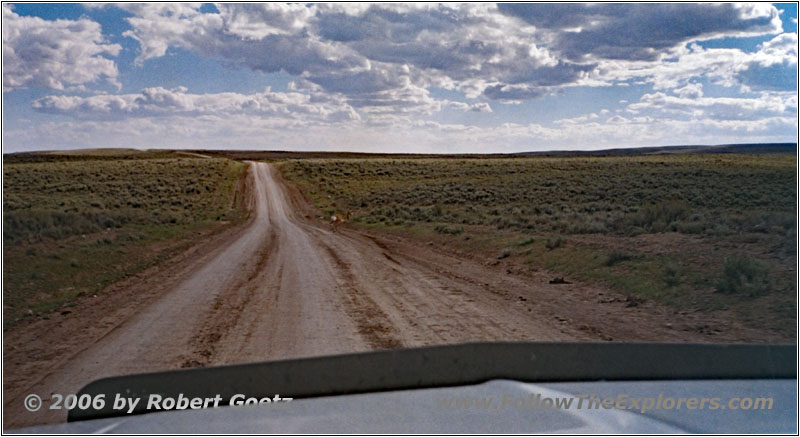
281,154,796,335
3,152,247,326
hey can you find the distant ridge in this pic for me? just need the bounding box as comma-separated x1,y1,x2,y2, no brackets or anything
514,143,797,156
4,142,796,161
202,142,797,160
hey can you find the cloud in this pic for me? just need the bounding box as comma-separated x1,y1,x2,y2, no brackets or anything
115,3,790,106
735,32,798,91
468,102,492,113
595,32,797,91
498,3,782,61
110,2,793,109
482,83,548,102
31,83,492,125
628,90,797,120
117,3,588,102
6,107,794,154
32,86,361,122
674,83,704,99
3,3,796,154
2,4,121,91
5,3,790,102
446,101,492,113
215,3,315,39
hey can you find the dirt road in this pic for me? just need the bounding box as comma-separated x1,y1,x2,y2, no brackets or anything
4,162,771,428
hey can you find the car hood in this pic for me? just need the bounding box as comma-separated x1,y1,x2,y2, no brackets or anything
14,378,796,434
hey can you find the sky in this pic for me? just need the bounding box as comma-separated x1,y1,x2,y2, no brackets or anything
2,2,798,153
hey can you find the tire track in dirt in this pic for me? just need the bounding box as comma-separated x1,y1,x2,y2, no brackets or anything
317,242,404,350
301,223,574,347
181,227,278,367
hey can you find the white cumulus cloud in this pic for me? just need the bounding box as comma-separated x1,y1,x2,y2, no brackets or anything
2,4,121,91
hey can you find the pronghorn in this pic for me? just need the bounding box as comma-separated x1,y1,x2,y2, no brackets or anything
330,211,352,231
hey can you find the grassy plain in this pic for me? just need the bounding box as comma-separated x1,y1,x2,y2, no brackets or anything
281,154,797,335
3,153,247,325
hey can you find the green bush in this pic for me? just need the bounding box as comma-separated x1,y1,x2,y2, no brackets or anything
545,236,564,250
663,263,681,287
434,224,463,235
625,199,690,232
605,250,634,266
715,256,771,297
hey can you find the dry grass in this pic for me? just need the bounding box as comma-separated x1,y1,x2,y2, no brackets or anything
281,153,796,336
3,154,247,325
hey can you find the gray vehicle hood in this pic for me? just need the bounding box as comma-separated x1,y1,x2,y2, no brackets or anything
15,378,796,434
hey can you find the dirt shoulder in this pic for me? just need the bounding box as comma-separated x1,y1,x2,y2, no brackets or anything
2,217,254,404
348,225,792,344
3,166,256,429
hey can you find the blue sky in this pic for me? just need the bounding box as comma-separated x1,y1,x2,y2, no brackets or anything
2,3,797,153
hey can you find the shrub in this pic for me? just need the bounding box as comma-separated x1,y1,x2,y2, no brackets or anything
625,199,690,232
605,250,634,266
545,236,564,250
3,158,243,244
715,256,771,297
663,263,681,287
674,220,705,234
434,224,463,235
282,156,795,243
